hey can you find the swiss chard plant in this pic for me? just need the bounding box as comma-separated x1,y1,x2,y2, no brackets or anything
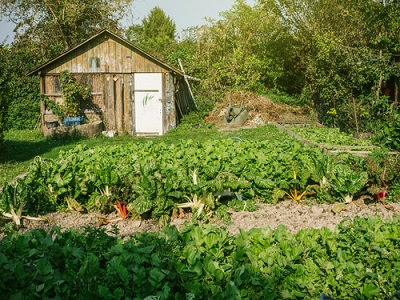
0,178,45,225
331,164,368,203
1,128,391,225
365,148,400,204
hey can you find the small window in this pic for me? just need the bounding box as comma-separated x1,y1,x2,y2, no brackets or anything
54,76,61,94
89,57,100,72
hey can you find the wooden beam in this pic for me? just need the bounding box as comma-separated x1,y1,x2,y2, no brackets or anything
178,58,197,109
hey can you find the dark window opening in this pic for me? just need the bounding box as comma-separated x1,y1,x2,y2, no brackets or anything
89,57,100,72
54,76,61,94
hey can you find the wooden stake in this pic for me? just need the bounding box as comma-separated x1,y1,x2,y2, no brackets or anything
352,96,359,138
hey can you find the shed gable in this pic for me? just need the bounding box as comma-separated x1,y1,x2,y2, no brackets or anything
41,33,169,74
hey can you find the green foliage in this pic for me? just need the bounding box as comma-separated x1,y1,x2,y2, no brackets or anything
0,43,8,151
187,1,284,94
264,90,303,107
0,46,41,130
256,0,400,131
331,164,369,203
42,71,92,119
62,71,91,117
1,42,36,137
375,109,400,151
0,92,5,152
1,217,400,299
0,82,6,153
1,0,133,52
2,124,392,224
366,148,400,189
126,6,177,61
142,7,176,41
290,126,374,148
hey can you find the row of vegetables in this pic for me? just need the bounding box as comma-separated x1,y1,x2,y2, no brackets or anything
1,126,399,226
288,126,374,147
1,216,399,299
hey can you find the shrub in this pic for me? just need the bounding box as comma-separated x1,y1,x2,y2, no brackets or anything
374,109,400,151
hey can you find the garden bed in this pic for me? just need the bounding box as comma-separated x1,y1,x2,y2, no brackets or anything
276,123,399,157
1,125,400,299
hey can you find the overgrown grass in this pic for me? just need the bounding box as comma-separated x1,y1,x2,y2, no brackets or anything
263,90,303,107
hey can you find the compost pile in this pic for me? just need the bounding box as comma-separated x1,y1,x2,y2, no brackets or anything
204,91,310,127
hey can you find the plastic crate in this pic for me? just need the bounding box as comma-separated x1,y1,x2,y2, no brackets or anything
64,116,84,126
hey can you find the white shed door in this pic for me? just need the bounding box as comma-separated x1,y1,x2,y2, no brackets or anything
134,73,163,135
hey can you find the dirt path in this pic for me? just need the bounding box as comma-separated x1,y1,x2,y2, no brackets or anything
3,198,398,240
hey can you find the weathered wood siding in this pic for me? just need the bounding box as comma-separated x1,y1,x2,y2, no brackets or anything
38,31,183,135
42,72,176,134
41,34,168,74
165,73,177,132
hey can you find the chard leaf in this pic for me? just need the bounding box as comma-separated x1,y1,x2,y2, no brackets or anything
129,195,153,215
149,268,166,283
361,284,379,299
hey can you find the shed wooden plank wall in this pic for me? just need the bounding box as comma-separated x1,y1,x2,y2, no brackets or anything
39,32,182,135
42,35,167,74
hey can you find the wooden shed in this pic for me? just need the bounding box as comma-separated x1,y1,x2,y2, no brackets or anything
29,29,197,136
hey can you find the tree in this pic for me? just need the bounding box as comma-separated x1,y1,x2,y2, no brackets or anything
0,0,133,130
1,45,41,130
142,7,176,41
186,0,292,95
125,6,177,60
0,43,10,151
1,0,133,57
264,0,400,131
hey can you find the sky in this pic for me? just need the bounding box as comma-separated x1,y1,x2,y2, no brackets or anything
0,0,255,43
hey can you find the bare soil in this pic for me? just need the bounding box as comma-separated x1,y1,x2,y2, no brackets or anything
3,197,398,239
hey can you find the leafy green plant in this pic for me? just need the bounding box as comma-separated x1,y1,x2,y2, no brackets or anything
0,179,28,226
86,161,120,212
365,148,400,204
177,170,208,217
42,70,91,119
331,164,368,203
0,178,45,225
1,217,400,299
59,70,91,117
290,126,374,148
374,109,400,151
284,170,308,201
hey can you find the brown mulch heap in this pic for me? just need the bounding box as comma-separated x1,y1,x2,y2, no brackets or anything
204,91,311,128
